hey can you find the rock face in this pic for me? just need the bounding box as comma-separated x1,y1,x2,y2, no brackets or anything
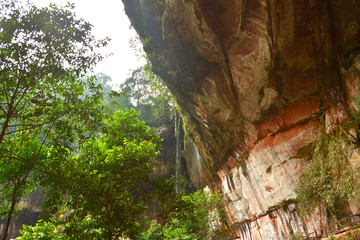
121,0,360,239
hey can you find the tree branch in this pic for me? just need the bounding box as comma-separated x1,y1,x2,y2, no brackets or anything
0,153,83,183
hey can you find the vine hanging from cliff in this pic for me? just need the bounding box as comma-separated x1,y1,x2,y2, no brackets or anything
295,127,360,219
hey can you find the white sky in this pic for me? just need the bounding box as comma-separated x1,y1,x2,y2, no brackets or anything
33,0,146,86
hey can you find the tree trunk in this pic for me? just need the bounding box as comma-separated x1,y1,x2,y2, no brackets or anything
0,108,12,147
1,191,17,240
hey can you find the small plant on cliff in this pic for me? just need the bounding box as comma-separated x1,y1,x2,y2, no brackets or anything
289,233,307,240
295,129,359,218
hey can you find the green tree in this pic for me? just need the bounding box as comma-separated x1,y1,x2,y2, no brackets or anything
120,68,153,106
17,218,63,240
35,109,160,239
0,0,109,238
18,175,224,240
0,131,45,240
86,72,114,97
142,189,223,240
0,0,108,146
116,66,174,127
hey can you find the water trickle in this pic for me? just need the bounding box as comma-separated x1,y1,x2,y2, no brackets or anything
175,115,181,193
194,146,202,187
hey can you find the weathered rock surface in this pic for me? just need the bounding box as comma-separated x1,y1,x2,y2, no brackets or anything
121,0,360,239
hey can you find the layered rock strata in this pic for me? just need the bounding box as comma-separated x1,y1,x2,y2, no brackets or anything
121,0,360,239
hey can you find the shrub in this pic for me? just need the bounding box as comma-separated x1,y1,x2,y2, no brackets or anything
295,130,359,216
141,189,223,240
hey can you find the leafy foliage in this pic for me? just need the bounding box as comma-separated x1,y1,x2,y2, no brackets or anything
112,66,174,127
0,0,108,148
18,186,223,240
17,218,63,240
356,92,360,110
0,0,108,238
0,132,43,215
85,72,114,97
35,109,160,239
295,130,360,216
120,68,153,106
142,189,223,240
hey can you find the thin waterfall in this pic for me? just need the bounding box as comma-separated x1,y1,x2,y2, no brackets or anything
194,146,202,187
175,115,181,193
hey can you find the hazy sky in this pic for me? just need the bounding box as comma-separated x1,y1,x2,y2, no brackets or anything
34,0,146,86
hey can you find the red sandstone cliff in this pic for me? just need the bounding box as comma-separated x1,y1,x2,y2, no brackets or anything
121,0,360,239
